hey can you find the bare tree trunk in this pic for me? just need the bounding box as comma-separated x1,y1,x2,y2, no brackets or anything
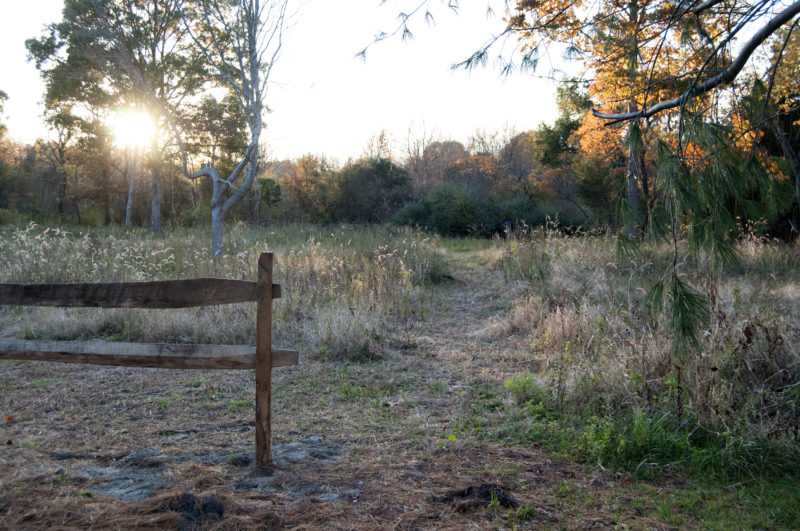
72,166,81,223
56,169,67,218
102,164,112,225
151,174,161,232
197,183,207,227
125,151,135,226
210,205,223,256
253,177,262,224
640,161,650,234
150,136,161,233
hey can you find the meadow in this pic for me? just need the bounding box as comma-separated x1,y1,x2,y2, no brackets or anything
0,221,798,528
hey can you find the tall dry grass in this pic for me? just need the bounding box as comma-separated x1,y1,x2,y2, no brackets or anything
0,222,446,360
497,223,800,476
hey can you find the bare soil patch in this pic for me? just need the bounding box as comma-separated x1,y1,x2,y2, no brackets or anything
1,249,682,529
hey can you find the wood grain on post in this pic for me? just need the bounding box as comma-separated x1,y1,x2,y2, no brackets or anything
0,279,283,308
255,252,274,466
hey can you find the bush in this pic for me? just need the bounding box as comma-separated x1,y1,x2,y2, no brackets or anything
328,158,412,223
504,372,549,405
393,184,564,237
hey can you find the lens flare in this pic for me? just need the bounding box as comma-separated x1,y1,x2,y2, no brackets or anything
110,109,155,149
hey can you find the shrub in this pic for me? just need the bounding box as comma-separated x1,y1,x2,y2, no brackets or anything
393,184,565,237
328,158,412,223
504,372,549,405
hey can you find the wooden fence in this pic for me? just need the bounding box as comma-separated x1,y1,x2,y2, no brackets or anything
0,251,297,466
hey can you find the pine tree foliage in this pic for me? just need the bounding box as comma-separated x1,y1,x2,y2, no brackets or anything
643,112,794,352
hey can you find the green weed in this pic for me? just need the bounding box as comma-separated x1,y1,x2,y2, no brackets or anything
28,378,56,388
228,399,253,412
427,381,446,393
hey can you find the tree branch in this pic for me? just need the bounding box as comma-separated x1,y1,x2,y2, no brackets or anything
592,1,800,125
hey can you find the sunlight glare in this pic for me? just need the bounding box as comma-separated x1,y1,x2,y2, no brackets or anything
110,109,155,149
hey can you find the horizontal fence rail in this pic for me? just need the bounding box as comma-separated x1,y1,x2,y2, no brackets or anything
0,340,298,370
0,279,281,308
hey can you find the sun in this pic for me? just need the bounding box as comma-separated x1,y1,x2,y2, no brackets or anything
110,108,155,149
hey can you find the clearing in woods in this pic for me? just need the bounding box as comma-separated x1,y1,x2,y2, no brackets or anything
0,241,786,529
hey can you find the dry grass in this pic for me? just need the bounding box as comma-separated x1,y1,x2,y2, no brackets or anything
497,225,800,462
0,223,443,359
1,222,798,528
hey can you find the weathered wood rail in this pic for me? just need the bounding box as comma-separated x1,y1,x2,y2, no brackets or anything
0,252,296,466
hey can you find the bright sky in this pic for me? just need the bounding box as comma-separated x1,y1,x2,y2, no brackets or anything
0,0,560,162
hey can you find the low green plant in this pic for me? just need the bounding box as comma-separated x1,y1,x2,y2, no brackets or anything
427,381,446,393
227,399,253,412
340,382,367,400
504,372,548,405
437,434,457,449
507,503,541,528
28,378,56,388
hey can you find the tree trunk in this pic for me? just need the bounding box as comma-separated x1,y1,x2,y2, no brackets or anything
253,178,261,224
102,168,112,225
640,153,650,234
55,165,67,218
151,175,161,232
625,2,642,238
125,154,135,226
210,205,223,256
150,137,161,233
626,142,642,237
72,167,81,223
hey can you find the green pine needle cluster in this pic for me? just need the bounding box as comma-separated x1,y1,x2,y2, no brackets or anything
639,112,794,355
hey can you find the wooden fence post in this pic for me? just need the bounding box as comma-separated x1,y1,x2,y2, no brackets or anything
255,252,274,466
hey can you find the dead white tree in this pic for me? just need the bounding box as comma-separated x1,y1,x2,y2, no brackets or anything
185,0,288,256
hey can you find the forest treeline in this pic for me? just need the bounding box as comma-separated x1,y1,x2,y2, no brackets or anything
1,77,797,238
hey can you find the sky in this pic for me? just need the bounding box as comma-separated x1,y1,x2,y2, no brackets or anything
0,0,562,162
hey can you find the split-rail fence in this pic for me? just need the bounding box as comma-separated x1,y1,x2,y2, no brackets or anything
0,252,297,465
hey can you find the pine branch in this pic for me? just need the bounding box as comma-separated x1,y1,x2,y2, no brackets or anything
592,1,800,125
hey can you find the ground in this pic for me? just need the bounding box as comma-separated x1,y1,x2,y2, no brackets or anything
0,247,729,529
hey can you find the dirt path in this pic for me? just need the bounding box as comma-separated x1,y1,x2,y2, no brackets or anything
0,250,681,529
